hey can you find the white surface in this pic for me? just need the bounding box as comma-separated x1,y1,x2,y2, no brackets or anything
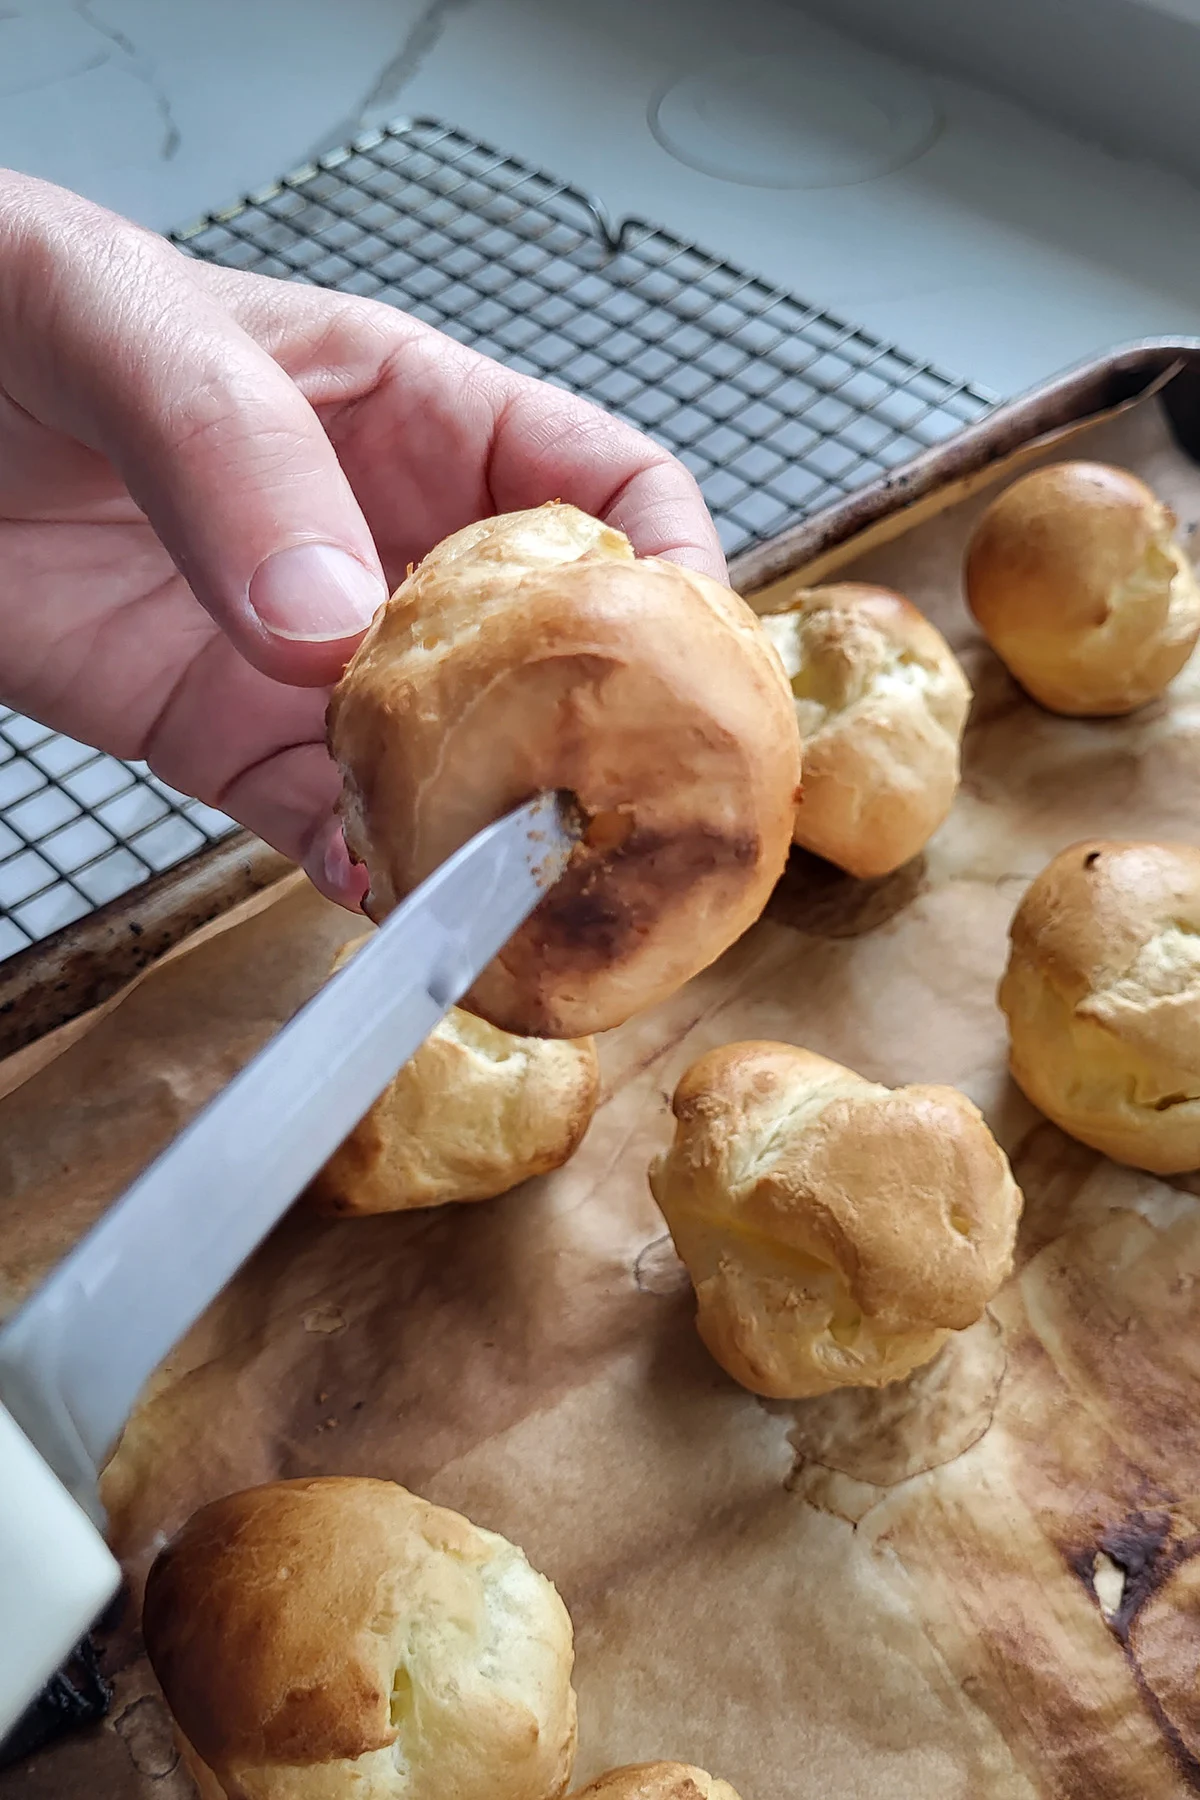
4,0,1200,394
649,43,941,189
0,1403,120,1740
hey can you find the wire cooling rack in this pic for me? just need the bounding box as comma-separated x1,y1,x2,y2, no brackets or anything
0,116,996,963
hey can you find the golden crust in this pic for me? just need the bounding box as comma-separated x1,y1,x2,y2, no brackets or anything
142,1477,577,1800
570,1765,741,1800
311,938,599,1215
328,504,801,1038
649,1042,1022,1399
999,839,1200,1173
760,582,971,878
965,460,1200,716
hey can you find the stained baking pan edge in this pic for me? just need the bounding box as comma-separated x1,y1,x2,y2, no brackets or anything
728,336,1200,594
0,835,290,1062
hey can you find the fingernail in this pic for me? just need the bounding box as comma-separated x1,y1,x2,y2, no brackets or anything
248,543,386,642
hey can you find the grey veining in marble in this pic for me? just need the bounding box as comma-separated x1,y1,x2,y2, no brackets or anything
2,0,1200,395
308,0,477,159
72,0,180,161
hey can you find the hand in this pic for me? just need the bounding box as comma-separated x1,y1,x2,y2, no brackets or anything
0,174,725,906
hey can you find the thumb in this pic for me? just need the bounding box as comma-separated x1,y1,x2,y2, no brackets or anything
0,175,387,686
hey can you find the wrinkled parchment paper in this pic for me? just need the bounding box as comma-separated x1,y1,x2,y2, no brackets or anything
5,393,1200,1799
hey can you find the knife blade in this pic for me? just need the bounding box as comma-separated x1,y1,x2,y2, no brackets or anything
0,790,577,1530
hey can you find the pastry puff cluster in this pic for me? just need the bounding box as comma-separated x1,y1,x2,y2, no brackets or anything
651,1042,1022,1398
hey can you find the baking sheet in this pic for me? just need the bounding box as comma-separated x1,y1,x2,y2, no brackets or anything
5,392,1200,1797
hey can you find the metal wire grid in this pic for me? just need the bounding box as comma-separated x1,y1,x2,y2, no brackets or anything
0,711,237,961
0,116,996,961
174,118,997,558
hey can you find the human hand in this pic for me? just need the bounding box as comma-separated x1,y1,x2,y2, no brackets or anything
0,173,725,906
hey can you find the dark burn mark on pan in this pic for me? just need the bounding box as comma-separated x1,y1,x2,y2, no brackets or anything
1064,1511,1200,1788
1064,1509,1175,1644
531,824,758,968
766,844,926,938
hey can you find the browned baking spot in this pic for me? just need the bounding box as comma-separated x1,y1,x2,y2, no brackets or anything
534,827,759,971
764,843,925,937
1057,1517,1200,1788
779,1314,1006,1492
1067,1512,1177,1639
534,874,632,968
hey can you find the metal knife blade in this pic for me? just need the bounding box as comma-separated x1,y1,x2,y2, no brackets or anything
0,791,577,1526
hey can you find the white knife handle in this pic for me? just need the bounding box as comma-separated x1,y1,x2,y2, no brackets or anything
0,1402,120,1742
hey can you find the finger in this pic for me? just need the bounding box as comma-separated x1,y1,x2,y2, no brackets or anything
300,811,371,910
486,378,728,582
0,174,388,687
206,281,729,586
216,741,365,907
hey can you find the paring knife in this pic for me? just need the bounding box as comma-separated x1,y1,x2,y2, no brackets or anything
0,791,577,1742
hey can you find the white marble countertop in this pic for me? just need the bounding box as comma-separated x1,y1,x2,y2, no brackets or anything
5,0,1200,397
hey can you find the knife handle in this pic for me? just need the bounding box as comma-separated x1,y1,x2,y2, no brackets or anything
0,1403,120,1741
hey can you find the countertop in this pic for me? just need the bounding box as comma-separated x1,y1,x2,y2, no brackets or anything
7,0,1200,397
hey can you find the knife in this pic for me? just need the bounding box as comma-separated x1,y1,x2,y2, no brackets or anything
0,790,577,1741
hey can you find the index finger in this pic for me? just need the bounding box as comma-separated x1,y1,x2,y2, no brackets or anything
207,273,727,585
484,376,728,582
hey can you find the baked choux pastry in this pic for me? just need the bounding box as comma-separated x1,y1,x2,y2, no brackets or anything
649,1042,1022,1398
760,582,970,877
571,1765,741,1799
965,461,1200,716
142,1477,577,1800
1000,840,1200,1172
329,504,801,1038
312,937,599,1215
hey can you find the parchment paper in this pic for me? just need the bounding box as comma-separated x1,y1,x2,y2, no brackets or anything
5,393,1200,1799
